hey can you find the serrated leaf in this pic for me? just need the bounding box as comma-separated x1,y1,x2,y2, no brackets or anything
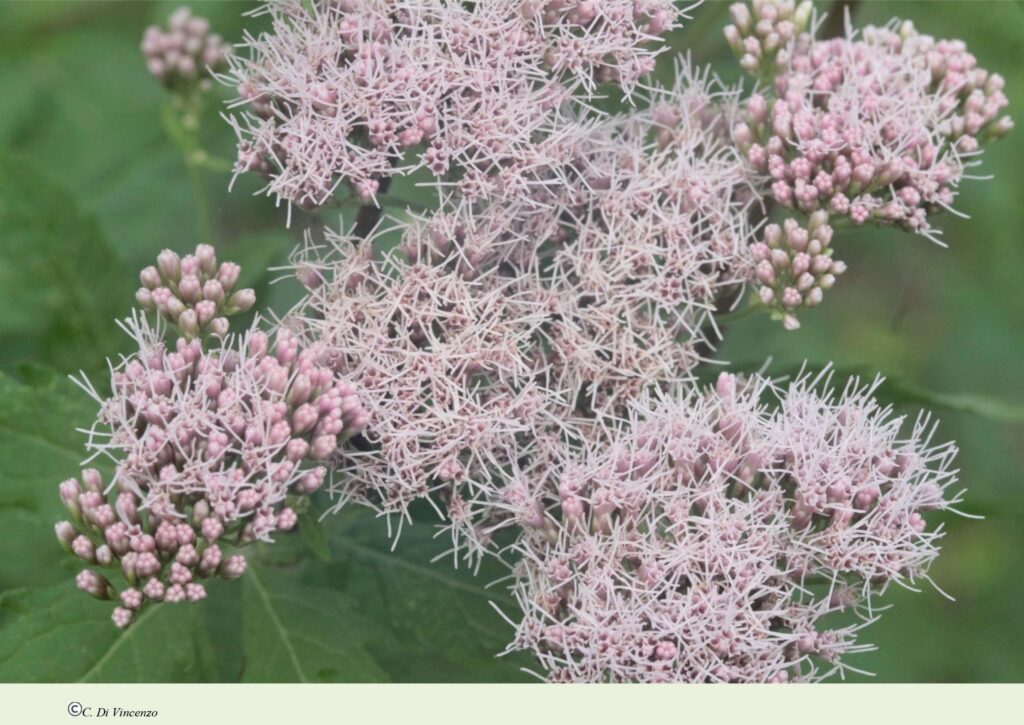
241,563,388,683
0,584,205,682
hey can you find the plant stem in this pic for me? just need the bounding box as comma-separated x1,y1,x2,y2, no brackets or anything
162,98,215,243
714,303,764,326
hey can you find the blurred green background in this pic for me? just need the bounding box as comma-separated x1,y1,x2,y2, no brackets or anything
0,0,1021,682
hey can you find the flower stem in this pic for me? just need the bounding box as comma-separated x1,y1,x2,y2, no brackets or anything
714,303,764,326
162,98,215,243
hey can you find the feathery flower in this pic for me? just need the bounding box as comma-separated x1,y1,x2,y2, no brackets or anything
287,64,757,559
732,10,1012,241
504,370,962,682
222,0,688,212
289,227,557,560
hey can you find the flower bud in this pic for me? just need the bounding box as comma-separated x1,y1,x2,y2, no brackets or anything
157,249,182,282
202,279,225,304
55,521,77,550
81,468,104,493
226,289,256,314
135,288,155,310
76,570,113,600
195,243,217,275
217,262,241,291
208,317,230,337
178,309,200,339
140,266,162,289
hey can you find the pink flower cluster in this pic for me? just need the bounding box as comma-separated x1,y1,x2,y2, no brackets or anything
748,211,845,330
115,0,1003,681
135,244,255,339
141,7,231,92
723,0,813,79
536,73,755,409
505,371,960,682
58,250,368,628
291,232,553,558
223,0,685,211
289,66,755,558
733,16,1012,240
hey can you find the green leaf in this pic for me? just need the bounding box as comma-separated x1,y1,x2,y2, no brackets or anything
319,506,534,682
718,362,1024,424
240,505,534,682
0,583,205,682
0,369,102,591
240,563,388,683
299,509,331,563
872,379,1024,424
0,152,132,374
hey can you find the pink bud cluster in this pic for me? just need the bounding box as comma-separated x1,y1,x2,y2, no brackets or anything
905,26,1014,152
223,0,685,211
505,370,960,682
57,468,236,629
748,211,844,330
141,7,231,92
723,0,813,79
136,245,255,339
733,14,1012,240
59,252,368,627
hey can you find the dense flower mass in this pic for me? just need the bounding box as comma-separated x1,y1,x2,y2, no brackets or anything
62,0,1009,679
732,11,1012,240
223,0,688,212
288,64,756,559
57,247,368,627
291,230,554,557
504,371,961,682
723,1,1013,328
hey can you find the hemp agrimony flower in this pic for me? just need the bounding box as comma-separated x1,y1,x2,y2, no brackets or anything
141,7,231,94
727,0,1012,325
223,0,688,212
504,371,961,682
56,248,368,628
287,62,756,559
93,0,1010,680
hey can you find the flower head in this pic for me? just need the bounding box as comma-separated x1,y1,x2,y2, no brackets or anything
58,249,367,626
141,7,231,93
505,369,961,682
734,13,1011,241
223,0,687,212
